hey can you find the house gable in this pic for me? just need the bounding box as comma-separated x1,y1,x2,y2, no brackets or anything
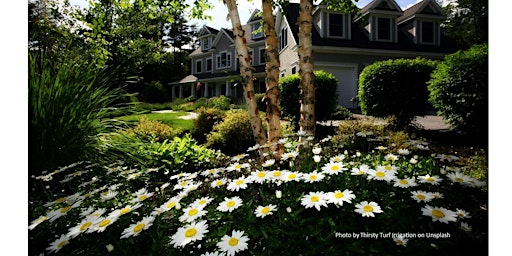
398,0,446,45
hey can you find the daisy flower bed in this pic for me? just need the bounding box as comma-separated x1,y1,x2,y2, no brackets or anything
29,134,487,255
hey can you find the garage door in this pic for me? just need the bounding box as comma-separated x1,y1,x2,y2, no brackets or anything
316,66,358,109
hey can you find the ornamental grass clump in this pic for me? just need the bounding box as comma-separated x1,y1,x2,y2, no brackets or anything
29,133,487,255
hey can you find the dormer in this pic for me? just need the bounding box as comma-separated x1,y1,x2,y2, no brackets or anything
197,26,219,52
313,5,352,39
356,0,403,43
247,9,263,40
397,0,446,45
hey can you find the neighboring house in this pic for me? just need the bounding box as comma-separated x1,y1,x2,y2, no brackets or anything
171,0,458,109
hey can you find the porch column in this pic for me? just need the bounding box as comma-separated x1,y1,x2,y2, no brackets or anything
204,82,209,98
225,80,230,97
216,83,221,96
190,84,195,98
179,85,183,98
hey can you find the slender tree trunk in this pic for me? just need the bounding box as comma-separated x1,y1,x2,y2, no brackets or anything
297,0,316,142
224,0,267,147
261,0,283,157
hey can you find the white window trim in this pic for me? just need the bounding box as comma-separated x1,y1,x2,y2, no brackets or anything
205,57,212,72
195,59,202,74
252,23,263,39
375,17,393,42
327,12,345,39
216,51,232,69
201,37,212,51
420,20,436,45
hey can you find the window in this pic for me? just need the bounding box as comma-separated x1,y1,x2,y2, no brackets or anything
216,51,231,69
206,58,212,72
328,13,344,37
195,60,202,73
377,17,391,41
259,48,266,64
201,37,211,51
252,23,263,39
291,66,297,74
421,21,434,44
279,27,288,51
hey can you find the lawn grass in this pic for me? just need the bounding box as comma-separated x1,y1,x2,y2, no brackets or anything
116,112,195,132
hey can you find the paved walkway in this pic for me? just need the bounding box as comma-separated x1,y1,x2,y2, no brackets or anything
151,110,198,120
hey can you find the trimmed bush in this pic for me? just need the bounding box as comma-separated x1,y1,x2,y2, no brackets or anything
428,44,488,138
126,116,177,143
192,107,225,144
358,58,439,129
206,109,265,155
207,95,232,110
279,70,339,125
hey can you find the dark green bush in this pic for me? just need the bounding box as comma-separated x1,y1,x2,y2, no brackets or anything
428,44,488,138
207,95,232,110
279,70,339,125
331,106,353,120
206,109,265,155
141,81,170,103
358,58,439,129
192,107,225,144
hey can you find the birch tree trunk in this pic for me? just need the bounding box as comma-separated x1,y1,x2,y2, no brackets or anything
223,0,267,147
261,0,283,157
297,0,316,142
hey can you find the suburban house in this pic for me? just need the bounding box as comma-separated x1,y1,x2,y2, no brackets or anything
170,0,458,109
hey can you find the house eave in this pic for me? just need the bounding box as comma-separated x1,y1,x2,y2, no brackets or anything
313,45,447,58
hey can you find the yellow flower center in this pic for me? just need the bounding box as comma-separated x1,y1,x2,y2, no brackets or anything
185,228,197,237
261,207,270,214
432,209,445,218
188,209,198,216
397,240,404,245
417,194,426,200
80,222,92,231
60,206,72,213
102,191,109,196
139,195,147,201
311,196,319,202
99,219,111,227
215,181,224,186
257,172,266,178
227,201,236,207
426,177,435,182
363,205,374,212
57,240,67,248
376,171,385,177
331,165,339,171
180,181,188,187
273,171,281,177
288,173,296,179
198,199,207,205
235,164,241,169
310,175,317,180
55,197,67,203
167,202,176,209
399,179,408,185
357,170,364,174
120,208,130,215
384,165,392,171
236,180,244,185
228,237,239,246
334,192,344,199
455,177,464,183
133,223,145,233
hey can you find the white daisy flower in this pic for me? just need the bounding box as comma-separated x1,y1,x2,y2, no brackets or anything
384,154,399,161
321,162,347,175
354,201,383,217
431,192,444,199
281,151,299,161
351,165,371,176
300,191,328,211
302,172,325,183
329,154,346,163
397,149,410,155
46,234,70,253
227,176,251,191
250,170,270,184
174,180,192,190
456,208,472,219
93,214,119,232
86,208,107,218
460,222,472,232
262,159,275,168
100,190,118,201
179,206,207,223
192,197,214,209
326,189,356,206
47,201,82,222
393,234,409,247
410,191,435,203
313,155,322,163
312,147,322,154
254,204,277,218
367,169,396,181
446,172,472,185
376,165,398,173
281,171,302,182
211,178,228,188
418,174,443,185
120,216,155,239
393,177,418,188
216,197,243,213
159,197,181,213
421,205,457,223
226,162,250,172
67,215,101,238
130,188,154,203
29,215,47,230
231,154,249,162
170,220,209,248
200,252,226,256
217,230,249,256
112,203,143,217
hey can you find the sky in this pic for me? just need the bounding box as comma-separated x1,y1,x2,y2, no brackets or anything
68,0,425,29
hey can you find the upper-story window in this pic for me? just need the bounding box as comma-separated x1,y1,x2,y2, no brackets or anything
279,27,288,51
206,58,212,72
216,51,231,69
195,60,202,73
377,17,391,41
252,23,263,39
201,37,212,51
328,13,344,38
421,21,434,44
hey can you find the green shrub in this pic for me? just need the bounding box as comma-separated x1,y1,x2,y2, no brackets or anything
192,107,225,144
428,44,488,138
331,106,353,120
358,58,439,129
206,109,265,155
141,81,169,103
29,51,127,174
279,70,339,125
207,95,232,110
125,116,178,142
